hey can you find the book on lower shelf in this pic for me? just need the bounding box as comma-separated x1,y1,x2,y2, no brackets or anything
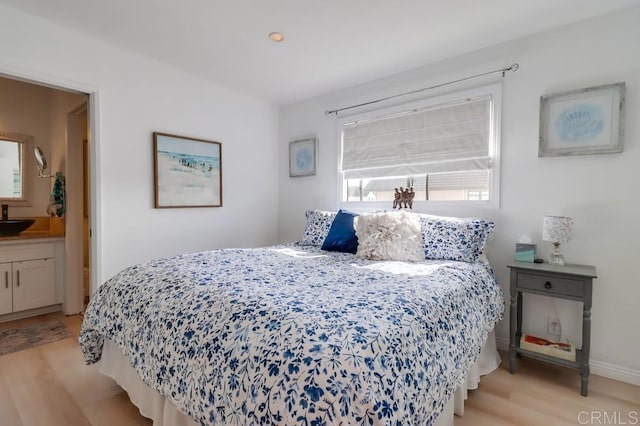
520,334,576,362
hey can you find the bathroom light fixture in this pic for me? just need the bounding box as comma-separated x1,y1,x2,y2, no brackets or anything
268,32,284,42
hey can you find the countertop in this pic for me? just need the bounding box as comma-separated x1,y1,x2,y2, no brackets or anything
0,216,65,242
0,231,65,242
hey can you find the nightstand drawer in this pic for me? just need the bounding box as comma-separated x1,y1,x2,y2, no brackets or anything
517,272,584,297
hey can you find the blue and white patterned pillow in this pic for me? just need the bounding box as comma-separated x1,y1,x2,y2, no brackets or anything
419,214,494,262
297,210,337,246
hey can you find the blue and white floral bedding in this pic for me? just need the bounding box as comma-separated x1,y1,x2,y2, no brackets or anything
79,244,504,425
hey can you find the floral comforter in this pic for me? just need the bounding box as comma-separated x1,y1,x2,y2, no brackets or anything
79,245,504,425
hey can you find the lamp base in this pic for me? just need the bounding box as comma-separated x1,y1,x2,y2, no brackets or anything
549,242,566,265
548,252,566,266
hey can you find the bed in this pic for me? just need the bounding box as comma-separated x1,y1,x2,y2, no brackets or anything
79,211,504,425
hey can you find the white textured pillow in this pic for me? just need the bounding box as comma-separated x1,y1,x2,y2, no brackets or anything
355,211,424,261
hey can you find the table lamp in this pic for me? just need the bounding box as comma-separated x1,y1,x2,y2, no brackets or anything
542,216,573,266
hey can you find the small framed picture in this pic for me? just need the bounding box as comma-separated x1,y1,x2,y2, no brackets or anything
539,82,625,157
289,137,317,177
153,132,222,208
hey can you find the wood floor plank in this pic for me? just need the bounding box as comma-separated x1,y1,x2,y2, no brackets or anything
56,313,83,337
40,338,124,410
82,392,152,426
0,344,91,426
589,372,640,406
0,364,22,426
465,383,570,426
454,408,515,426
462,356,640,425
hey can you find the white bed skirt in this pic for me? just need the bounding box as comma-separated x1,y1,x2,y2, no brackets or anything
100,331,500,426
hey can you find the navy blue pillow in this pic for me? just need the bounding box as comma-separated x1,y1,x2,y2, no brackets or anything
321,210,359,253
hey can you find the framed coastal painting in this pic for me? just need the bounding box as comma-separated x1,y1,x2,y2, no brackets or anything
289,137,317,177
539,82,625,157
153,132,222,208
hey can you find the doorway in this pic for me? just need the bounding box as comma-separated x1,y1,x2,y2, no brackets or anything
0,69,100,316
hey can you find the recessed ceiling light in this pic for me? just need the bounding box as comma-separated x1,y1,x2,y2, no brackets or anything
268,32,284,42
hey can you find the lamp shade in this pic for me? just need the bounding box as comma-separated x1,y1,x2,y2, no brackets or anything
542,216,573,243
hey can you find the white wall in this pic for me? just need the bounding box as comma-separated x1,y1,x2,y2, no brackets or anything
278,7,640,382
48,89,87,185
0,77,54,215
0,4,280,282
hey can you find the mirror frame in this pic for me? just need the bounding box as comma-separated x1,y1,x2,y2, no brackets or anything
0,131,34,206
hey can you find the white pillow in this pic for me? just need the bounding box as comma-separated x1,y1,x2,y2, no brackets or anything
355,211,424,262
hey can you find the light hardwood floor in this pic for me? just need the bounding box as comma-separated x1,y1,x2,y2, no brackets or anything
0,312,638,425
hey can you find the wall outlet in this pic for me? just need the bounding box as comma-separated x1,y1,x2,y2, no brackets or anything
547,316,561,337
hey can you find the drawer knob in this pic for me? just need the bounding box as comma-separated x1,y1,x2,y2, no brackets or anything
544,281,552,289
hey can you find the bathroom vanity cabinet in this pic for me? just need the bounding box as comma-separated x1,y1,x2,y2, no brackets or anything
0,238,64,320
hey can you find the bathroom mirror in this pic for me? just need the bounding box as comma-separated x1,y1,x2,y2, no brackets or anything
0,132,33,204
34,146,50,177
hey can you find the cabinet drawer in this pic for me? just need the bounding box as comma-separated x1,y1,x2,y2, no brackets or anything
517,272,584,297
0,243,55,263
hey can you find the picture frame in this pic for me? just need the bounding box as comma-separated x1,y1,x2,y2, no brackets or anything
539,82,625,157
153,132,222,208
289,137,317,177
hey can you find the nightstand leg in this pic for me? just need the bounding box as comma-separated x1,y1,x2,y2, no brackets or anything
516,292,523,340
515,292,523,359
581,364,589,397
581,298,592,397
509,288,518,374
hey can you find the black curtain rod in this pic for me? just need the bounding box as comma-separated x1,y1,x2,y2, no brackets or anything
325,63,519,116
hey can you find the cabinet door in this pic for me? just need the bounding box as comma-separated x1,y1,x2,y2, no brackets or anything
0,263,11,315
12,258,56,312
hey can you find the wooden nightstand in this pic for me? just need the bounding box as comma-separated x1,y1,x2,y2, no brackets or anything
508,261,597,396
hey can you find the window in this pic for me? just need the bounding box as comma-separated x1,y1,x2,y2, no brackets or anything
339,83,501,207
0,138,24,199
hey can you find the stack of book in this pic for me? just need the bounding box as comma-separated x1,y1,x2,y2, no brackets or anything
520,334,576,361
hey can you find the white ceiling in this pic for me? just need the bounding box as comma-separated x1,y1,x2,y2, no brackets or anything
2,0,639,105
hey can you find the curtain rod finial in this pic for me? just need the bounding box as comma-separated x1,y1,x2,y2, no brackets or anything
510,63,519,72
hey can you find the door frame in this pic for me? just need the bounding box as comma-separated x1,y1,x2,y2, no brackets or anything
0,64,102,313
65,102,88,314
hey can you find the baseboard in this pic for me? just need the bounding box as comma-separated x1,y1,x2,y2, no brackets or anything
591,359,640,387
0,304,62,323
494,335,640,386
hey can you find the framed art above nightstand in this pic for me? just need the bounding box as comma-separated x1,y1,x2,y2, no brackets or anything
539,82,625,157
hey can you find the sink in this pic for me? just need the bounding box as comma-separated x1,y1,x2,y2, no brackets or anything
0,219,36,236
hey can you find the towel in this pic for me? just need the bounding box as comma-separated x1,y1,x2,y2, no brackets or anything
47,172,66,218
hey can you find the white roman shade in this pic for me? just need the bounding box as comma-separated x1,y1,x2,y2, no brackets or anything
341,96,491,180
